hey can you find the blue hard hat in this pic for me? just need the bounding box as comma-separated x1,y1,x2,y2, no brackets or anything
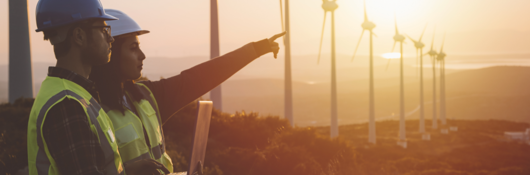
105,9,149,37
35,0,118,32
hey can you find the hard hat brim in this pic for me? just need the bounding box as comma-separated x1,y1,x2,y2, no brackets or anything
113,30,150,38
36,14,118,32
98,14,119,21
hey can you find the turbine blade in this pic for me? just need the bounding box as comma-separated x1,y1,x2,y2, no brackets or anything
372,32,378,38
280,0,284,32
419,23,428,42
279,0,285,45
391,41,397,52
406,34,418,43
352,30,365,62
430,27,436,50
317,12,327,64
363,0,368,21
440,32,446,52
416,49,419,76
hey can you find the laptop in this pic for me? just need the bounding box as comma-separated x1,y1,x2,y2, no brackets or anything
170,101,213,175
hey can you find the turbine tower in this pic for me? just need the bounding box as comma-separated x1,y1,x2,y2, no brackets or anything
317,0,339,137
8,0,34,103
437,34,447,126
210,0,222,111
426,29,438,130
281,0,294,127
351,1,377,144
407,25,429,140
388,17,407,148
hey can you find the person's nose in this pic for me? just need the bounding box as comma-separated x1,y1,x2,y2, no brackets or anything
139,48,146,61
108,35,115,43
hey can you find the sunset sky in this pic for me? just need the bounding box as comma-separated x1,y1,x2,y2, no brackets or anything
1,0,530,65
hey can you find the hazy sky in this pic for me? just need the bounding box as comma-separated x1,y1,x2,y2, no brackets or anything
1,0,530,65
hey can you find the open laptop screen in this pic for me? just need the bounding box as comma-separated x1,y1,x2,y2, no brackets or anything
187,101,213,175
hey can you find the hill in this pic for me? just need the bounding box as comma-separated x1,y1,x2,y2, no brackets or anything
221,66,530,125
2,65,530,124
444,66,530,95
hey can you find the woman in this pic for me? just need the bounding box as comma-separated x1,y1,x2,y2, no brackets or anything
90,9,284,173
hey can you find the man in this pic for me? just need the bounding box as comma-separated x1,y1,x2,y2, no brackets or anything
27,0,168,174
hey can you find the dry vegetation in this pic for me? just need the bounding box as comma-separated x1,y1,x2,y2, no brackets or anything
1,98,530,175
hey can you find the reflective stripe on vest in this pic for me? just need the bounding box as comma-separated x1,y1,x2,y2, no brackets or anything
32,89,123,175
28,76,124,175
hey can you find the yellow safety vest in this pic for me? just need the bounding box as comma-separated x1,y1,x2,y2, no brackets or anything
104,83,173,173
27,76,124,175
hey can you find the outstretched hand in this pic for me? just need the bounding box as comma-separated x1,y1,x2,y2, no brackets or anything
125,158,170,175
268,31,287,58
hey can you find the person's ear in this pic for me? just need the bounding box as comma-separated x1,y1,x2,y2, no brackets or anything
72,27,86,47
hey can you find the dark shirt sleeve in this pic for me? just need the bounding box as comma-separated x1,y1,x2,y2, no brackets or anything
43,99,105,175
142,39,272,123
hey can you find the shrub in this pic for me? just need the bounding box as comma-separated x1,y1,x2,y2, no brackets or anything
0,98,34,175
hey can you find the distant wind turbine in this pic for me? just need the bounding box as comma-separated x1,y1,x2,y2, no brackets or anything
385,14,404,71
317,0,339,137
9,0,34,103
437,34,447,126
210,0,222,111
387,17,407,148
407,24,430,140
351,1,377,144
280,0,294,127
426,29,438,130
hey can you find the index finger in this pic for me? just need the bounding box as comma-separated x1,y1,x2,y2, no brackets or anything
269,31,287,42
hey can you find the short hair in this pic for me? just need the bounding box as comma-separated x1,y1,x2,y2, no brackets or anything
42,20,95,59
43,29,71,58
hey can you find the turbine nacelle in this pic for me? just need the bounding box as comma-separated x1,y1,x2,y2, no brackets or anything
437,52,446,61
352,1,377,62
362,21,376,30
427,50,438,57
414,41,425,49
437,33,446,61
322,0,338,12
393,34,405,42
407,36,425,49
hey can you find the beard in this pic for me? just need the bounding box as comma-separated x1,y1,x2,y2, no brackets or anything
81,39,110,66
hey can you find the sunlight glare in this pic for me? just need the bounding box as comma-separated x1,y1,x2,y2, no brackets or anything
382,52,401,59
340,0,431,26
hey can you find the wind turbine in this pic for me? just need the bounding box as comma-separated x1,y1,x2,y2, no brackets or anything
426,29,438,130
437,34,448,128
388,17,407,148
9,0,34,103
317,0,339,138
280,0,294,127
351,1,377,144
407,25,429,140
210,0,222,111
